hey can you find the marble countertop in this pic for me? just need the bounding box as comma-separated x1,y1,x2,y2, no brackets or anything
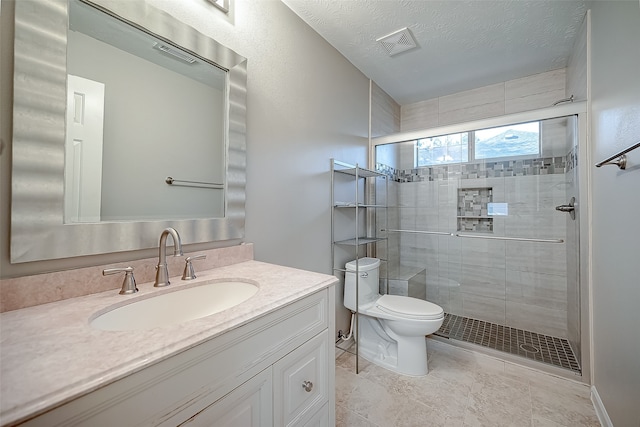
0,260,337,426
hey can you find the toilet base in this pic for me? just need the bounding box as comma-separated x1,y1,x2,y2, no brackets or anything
356,314,431,377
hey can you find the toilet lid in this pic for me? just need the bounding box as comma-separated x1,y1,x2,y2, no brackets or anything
345,257,380,272
376,295,444,320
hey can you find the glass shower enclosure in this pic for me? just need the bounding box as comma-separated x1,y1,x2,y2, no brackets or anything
373,105,587,378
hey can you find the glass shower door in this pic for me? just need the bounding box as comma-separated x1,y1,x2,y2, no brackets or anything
375,114,582,374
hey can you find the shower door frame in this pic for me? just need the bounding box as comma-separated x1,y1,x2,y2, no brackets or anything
371,102,591,383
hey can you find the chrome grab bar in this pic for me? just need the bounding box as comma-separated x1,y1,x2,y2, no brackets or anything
382,229,453,236
165,176,224,189
381,228,564,243
595,141,640,170
455,234,564,244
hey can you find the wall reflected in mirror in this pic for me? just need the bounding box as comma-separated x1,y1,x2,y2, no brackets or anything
66,0,226,223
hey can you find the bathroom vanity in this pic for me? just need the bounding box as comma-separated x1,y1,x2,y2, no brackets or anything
0,261,337,427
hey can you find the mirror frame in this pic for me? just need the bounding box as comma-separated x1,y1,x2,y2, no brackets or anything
11,0,247,263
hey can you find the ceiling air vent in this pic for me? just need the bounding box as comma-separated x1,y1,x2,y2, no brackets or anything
376,27,418,56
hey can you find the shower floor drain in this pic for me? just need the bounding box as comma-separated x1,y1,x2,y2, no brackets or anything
436,313,581,373
519,343,540,353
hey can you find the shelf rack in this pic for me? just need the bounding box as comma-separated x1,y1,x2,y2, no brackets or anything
330,159,388,375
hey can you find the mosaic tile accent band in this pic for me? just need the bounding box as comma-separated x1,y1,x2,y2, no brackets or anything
436,313,581,373
376,147,578,183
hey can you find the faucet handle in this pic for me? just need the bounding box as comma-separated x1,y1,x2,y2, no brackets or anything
182,254,207,280
103,267,138,295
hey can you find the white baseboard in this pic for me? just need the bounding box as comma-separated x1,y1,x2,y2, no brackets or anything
591,386,613,427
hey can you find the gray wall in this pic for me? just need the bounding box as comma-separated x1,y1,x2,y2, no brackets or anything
589,2,640,426
0,0,370,333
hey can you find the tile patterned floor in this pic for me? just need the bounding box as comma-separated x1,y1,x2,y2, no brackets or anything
335,339,601,427
438,313,582,373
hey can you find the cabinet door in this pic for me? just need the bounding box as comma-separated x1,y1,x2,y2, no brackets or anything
180,368,273,427
273,332,328,427
302,404,328,427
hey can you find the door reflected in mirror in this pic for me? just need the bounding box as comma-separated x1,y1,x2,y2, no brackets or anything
66,0,226,223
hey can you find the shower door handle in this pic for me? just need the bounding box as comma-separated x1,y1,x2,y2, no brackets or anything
555,197,576,220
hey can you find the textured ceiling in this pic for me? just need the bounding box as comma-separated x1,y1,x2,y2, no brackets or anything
282,0,588,105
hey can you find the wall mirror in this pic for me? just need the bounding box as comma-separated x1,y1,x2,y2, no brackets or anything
11,0,247,263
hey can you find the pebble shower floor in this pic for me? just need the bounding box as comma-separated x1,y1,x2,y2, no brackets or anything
436,313,581,373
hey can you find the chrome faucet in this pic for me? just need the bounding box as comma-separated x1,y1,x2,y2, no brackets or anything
154,227,183,287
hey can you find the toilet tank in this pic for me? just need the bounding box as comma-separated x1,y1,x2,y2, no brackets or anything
344,257,380,311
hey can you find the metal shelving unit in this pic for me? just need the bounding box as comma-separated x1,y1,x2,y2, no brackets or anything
330,159,388,374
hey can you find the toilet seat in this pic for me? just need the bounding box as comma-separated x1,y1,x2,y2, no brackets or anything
375,295,444,320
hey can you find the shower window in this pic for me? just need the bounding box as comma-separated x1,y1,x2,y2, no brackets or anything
416,132,469,165
475,121,540,160
416,120,540,166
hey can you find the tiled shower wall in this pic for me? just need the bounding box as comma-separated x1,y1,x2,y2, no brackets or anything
565,117,581,360
391,171,570,338
564,13,587,363
379,117,576,339
400,68,567,132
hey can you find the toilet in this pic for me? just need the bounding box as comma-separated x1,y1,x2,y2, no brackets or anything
344,257,444,376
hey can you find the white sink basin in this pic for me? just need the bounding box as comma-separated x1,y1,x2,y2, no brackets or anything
90,280,259,331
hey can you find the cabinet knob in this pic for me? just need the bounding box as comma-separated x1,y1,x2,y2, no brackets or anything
302,380,313,392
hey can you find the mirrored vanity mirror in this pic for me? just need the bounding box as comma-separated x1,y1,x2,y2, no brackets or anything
11,0,247,263
67,0,227,223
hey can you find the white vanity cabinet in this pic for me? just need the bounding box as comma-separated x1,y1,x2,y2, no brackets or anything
179,368,273,426
18,289,335,427
273,332,329,426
